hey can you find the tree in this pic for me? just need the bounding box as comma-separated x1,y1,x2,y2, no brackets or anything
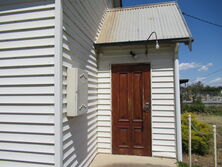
181,81,221,102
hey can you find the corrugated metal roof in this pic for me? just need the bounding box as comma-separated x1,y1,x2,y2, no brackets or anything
96,1,192,44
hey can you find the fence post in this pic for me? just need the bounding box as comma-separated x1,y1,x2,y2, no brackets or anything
188,114,192,167
213,125,217,167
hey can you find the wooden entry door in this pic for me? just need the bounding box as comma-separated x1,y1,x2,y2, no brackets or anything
112,64,151,156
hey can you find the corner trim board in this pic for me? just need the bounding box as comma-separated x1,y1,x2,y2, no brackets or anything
174,43,182,161
54,0,63,166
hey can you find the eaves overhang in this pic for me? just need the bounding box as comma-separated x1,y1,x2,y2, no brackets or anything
94,37,194,49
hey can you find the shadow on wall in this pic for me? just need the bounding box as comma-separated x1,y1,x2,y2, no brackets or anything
62,27,98,166
63,114,88,167
62,0,105,165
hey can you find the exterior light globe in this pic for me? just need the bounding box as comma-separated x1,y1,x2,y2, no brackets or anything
156,41,160,49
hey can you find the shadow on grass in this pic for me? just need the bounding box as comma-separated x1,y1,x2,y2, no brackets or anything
102,163,174,167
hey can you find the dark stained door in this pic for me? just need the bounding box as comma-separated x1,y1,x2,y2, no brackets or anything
112,64,151,156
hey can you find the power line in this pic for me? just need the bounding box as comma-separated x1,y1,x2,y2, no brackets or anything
202,68,222,78
189,68,222,83
182,12,222,28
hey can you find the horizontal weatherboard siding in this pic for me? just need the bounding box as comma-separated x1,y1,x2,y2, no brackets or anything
0,0,56,166
97,45,177,158
62,0,112,166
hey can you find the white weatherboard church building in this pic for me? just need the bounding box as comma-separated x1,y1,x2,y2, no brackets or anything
0,0,192,166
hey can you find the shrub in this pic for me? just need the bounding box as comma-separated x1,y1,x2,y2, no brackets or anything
181,103,190,113
189,99,205,113
182,99,205,113
182,112,212,155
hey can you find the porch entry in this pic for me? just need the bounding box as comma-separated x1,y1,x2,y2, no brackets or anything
112,64,152,156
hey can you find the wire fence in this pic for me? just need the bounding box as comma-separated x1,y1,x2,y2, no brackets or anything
188,114,220,167
191,123,213,135
217,133,222,139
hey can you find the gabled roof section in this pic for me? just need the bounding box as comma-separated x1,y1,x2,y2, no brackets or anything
96,1,192,46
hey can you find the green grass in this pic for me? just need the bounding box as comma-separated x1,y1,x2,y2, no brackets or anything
194,113,222,167
205,106,222,116
177,161,201,167
181,112,222,167
196,113,222,145
196,113,222,135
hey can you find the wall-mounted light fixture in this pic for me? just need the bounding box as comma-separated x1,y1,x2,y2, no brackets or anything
146,31,159,56
130,51,138,59
147,31,159,49
155,40,160,49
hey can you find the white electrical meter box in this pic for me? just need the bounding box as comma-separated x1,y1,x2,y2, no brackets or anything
67,67,88,117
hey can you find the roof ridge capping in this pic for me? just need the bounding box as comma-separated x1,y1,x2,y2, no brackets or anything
108,1,177,12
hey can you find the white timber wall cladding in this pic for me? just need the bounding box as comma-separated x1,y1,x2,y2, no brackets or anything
62,0,112,166
98,45,177,158
0,0,56,166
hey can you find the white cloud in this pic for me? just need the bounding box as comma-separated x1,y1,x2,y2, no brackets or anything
179,62,213,72
198,63,213,72
179,62,200,71
209,77,222,86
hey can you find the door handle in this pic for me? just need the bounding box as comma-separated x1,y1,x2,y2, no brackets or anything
144,102,150,112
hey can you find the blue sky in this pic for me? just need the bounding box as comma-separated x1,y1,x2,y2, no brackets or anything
122,0,222,87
